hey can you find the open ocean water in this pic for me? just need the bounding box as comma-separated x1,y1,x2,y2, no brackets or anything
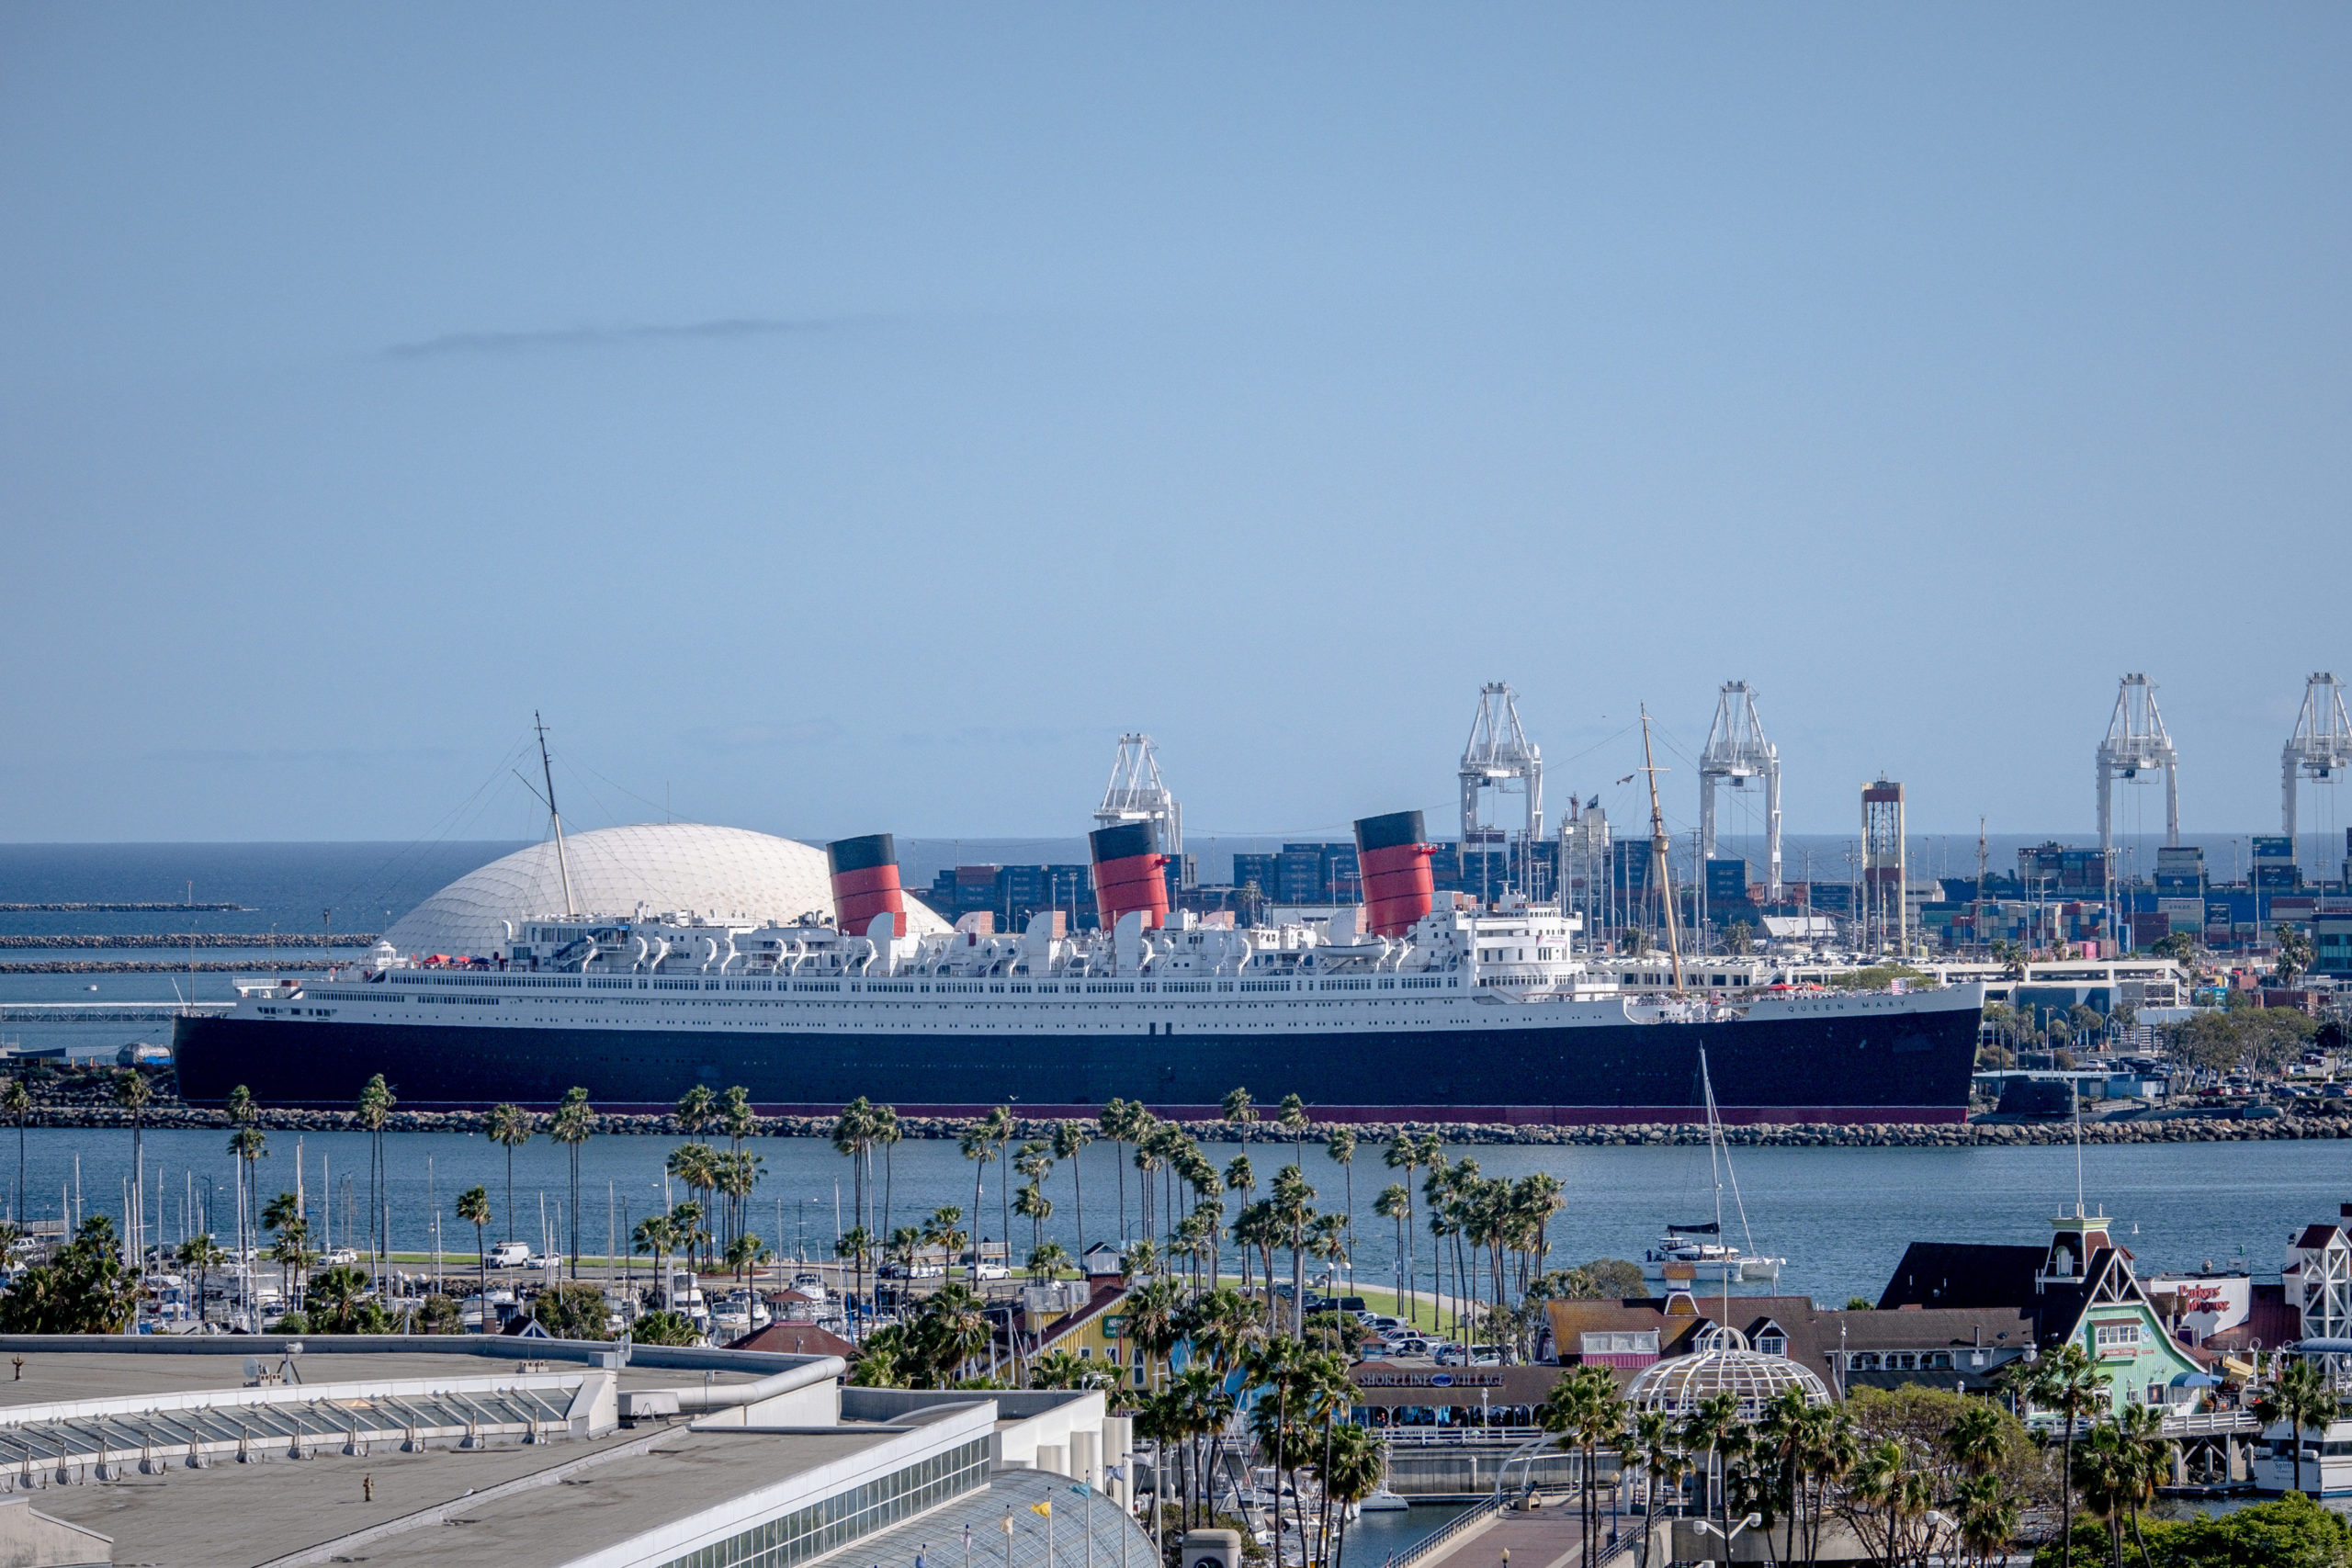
3,842,2343,1308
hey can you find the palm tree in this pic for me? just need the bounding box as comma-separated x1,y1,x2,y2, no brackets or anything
1679,1391,1744,1556
1122,1276,1185,1394
1374,1182,1409,1315
1027,1348,1111,1392
113,1069,153,1253
922,1206,967,1272
831,1097,877,1245
1382,1135,1428,1327
1099,1099,1136,1241
726,1233,770,1292
873,1102,902,1241
720,1084,755,1156
1222,1087,1257,1154
3,1077,29,1224
633,1213,679,1310
2112,1403,2167,1568
666,1142,718,1269
1848,1436,1934,1568
1053,1121,1090,1257
1026,1239,1069,1282
675,1084,716,1142
1630,1408,1690,1568
226,1123,267,1313
1224,1154,1257,1292
1174,1208,1216,1299
1315,1420,1385,1568
1014,1183,1054,1262
355,1073,394,1271
1952,1472,2019,1568
175,1234,225,1325
262,1190,305,1304
1543,1363,1626,1568
1179,1287,1264,1374
988,1111,1016,1265
1270,1165,1316,1340
922,1281,994,1382
2255,1354,2335,1499
958,1109,1009,1283
2013,1340,2105,1568
550,1087,594,1278
268,1217,311,1312
1276,1093,1308,1160
2070,1420,2135,1568
457,1184,492,1328
1324,1127,1357,1294
888,1224,922,1280
1160,1363,1220,1529
1306,1214,1348,1336
1943,1399,2007,1477
487,1102,533,1244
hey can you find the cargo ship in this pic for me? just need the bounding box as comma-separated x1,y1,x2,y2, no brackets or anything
174,810,1984,1122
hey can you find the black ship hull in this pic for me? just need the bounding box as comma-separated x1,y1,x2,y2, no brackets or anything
172,1000,1981,1123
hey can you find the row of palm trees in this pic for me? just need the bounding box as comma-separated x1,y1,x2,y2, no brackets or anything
821,1090,1578,1352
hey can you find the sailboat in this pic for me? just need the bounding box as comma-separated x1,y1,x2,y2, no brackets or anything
1640,1051,1787,1286
1623,709,1786,1291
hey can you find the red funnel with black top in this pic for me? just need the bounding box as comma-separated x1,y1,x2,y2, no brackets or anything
1355,810,1435,937
1090,821,1170,931
827,833,907,937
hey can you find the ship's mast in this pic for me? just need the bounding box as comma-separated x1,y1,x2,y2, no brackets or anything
1640,706,1685,995
537,711,576,919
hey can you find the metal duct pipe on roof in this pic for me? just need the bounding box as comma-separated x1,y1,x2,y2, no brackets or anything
622,1355,847,1421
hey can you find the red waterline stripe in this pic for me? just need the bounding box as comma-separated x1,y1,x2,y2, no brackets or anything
357,1100,1970,1125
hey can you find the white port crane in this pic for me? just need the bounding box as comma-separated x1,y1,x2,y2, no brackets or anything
2096,673,2178,854
2282,673,2352,839
1699,681,1782,902
1461,682,1543,897
1096,733,1182,856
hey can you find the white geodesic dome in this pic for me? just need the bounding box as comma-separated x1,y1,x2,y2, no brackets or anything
1624,1328,1832,1418
382,822,950,958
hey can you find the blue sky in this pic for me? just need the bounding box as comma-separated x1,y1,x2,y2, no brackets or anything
2,6,2346,843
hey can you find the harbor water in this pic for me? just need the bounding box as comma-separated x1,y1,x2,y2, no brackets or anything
6,1127,2338,1306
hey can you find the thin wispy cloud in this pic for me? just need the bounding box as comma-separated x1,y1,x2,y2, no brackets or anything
383,315,863,359
681,719,849,753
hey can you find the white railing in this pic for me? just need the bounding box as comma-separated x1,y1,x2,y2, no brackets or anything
2161,1409,2261,1437
1380,1428,1544,1448
1380,1495,1504,1568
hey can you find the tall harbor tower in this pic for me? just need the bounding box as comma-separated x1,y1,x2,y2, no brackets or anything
2282,673,2352,840
1699,681,1782,902
1460,682,1544,899
2095,673,2179,856
1862,778,1907,958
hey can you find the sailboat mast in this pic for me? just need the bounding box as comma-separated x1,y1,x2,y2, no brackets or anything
537,711,576,919
1702,1046,1728,1325
1640,707,1687,994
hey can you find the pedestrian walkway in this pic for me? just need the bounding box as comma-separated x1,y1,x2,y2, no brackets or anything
1414,1499,1589,1568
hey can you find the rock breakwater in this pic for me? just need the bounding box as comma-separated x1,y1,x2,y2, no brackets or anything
12,1105,2349,1146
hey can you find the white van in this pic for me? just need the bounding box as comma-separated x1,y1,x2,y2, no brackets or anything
488,1241,531,1269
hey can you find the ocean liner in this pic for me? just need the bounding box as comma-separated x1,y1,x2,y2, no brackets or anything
174,807,1984,1122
